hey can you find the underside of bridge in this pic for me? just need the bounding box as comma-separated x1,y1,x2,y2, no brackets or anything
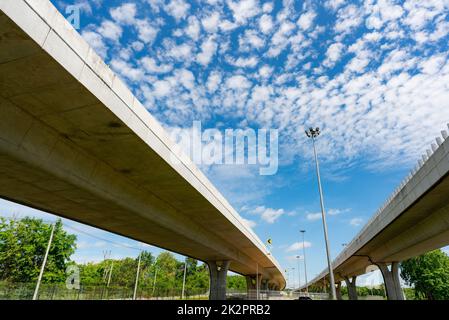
0,0,285,299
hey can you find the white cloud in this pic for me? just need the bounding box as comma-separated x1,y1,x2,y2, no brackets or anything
165,0,191,21
262,2,273,13
258,65,273,78
328,208,350,216
259,14,273,34
141,57,173,73
323,42,345,67
197,36,217,66
248,206,285,223
207,71,222,92
135,19,158,43
219,20,238,32
226,75,252,89
110,3,136,25
153,80,172,97
403,1,442,31
239,29,265,51
326,0,345,11
97,20,122,41
167,42,193,61
185,16,201,40
334,5,364,35
110,59,144,81
297,11,316,31
350,217,364,226
227,0,261,24
202,11,221,33
286,241,312,252
227,56,259,68
306,212,321,221
420,54,447,75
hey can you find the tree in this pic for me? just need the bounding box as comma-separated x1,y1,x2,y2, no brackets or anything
0,217,76,283
227,275,246,290
401,249,449,300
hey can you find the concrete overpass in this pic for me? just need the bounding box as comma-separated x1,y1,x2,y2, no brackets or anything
303,124,449,300
0,0,285,299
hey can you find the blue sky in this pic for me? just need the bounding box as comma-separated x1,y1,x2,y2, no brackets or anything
2,0,449,288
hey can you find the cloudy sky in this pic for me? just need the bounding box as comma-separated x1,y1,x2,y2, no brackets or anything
2,0,449,288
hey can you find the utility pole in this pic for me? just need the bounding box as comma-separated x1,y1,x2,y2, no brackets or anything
300,230,309,293
133,252,142,300
181,259,187,299
305,127,336,299
33,223,56,300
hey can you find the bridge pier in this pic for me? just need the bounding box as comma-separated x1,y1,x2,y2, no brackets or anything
377,262,404,300
344,276,358,300
246,274,262,299
335,282,343,300
261,279,269,291
207,260,230,300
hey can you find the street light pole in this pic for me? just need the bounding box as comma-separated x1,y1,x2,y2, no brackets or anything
33,222,56,300
181,259,187,299
300,230,308,293
152,257,159,296
133,252,142,300
296,256,301,291
305,127,336,300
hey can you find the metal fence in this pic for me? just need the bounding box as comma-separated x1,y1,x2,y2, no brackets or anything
0,282,209,300
0,282,331,300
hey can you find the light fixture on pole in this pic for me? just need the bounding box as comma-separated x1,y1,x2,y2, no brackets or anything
305,127,337,300
300,230,309,293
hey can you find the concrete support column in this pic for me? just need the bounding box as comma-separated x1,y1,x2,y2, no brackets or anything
261,279,269,291
335,281,343,300
246,274,262,300
344,276,358,300
377,262,404,300
207,260,230,300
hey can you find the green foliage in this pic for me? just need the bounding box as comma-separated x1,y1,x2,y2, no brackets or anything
0,217,76,283
401,249,449,300
227,275,246,290
0,216,253,298
403,287,420,300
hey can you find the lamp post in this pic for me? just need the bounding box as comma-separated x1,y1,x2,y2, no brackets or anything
182,258,187,300
296,255,301,291
33,223,55,300
305,127,336,300
300,230,308,293
152,257,159,296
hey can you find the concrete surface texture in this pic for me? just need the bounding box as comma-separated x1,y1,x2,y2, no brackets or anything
0,0,285,290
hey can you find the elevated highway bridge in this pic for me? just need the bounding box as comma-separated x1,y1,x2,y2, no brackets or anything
0,0,285,299
303,125,449,300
